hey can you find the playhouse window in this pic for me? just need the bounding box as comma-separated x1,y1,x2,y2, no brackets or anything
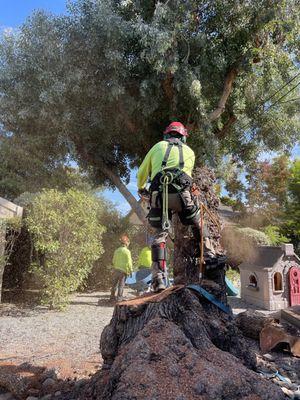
274,272,283,291
249,274,258,288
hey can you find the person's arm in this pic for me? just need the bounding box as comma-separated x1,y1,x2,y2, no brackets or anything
127,249,133,274
137,146,154,189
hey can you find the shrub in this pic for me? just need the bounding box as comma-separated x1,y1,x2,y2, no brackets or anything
263,225,289,246
26,189,105,308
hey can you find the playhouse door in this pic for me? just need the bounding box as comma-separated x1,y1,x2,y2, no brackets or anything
289,267,300,306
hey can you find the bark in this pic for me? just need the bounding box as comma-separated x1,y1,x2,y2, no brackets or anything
0,224,6,303
208,68,238,122
101,165,147,224
0,263,4,303
235,310,277,340
76,284,284,400
173,166,224,285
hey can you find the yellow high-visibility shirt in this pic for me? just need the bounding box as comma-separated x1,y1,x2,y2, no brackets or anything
112,245,133,275
137,140,195,189
138,246,152,268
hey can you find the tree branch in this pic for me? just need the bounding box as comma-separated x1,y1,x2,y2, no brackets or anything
101,164,147,225
208,68,238,122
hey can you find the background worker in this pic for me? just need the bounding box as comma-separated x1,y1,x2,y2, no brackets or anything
110,234,133,302
137,121,215,292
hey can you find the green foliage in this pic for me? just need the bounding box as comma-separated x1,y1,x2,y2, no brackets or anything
86,198,146,290
263,225,289,245
282,159,300,253
0,216,22,267
236,227,271,246
26,189,105,308
0,0,299,200
226,267,240,288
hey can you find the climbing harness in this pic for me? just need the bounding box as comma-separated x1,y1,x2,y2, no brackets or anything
160,139,185,232
187,283,232,315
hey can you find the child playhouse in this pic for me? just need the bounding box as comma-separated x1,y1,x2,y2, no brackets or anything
239,244,300,311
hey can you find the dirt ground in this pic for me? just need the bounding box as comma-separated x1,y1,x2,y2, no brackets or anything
0,290,119,382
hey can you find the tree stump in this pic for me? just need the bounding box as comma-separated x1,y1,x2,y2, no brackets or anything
77,282,285,400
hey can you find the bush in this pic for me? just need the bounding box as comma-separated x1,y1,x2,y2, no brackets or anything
263,225,289,246
26,189,105,308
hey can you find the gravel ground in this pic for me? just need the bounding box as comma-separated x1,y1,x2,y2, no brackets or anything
0,290,120,379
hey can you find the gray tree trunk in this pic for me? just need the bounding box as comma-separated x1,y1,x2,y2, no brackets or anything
0,224,6,303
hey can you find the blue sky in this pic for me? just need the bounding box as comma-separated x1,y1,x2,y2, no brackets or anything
0,0,67,28
1,0,299,214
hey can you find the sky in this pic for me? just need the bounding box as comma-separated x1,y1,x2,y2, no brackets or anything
1,0,299,214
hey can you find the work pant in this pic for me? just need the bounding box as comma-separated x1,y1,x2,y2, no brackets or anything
110,269,127,300
150,189,214,282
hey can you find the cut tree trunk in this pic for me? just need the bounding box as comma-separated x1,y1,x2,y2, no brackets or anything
77,283,284,400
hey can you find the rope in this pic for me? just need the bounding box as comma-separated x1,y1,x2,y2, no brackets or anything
161,172,172,231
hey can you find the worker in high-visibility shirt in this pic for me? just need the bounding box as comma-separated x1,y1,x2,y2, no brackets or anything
138,245,152,270
110,235,133,301
137,122,214,292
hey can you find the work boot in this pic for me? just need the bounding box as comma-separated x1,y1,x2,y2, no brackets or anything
152,277,166,293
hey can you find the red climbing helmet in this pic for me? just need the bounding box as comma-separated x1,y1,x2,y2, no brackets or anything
164,121,188,137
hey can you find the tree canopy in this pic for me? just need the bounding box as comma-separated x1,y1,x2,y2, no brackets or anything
0,0,299,215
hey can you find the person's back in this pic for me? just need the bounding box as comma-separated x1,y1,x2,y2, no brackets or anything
138,246,152,270
113,245,132,274
110,235,132,301
137,140,195,189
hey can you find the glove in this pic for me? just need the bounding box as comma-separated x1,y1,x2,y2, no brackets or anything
138,188,149,198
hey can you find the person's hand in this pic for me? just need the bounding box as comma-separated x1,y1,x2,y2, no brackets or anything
138,188,150,199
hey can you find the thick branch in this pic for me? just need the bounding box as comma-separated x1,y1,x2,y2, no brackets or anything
208,68,238,122
101,165,147,225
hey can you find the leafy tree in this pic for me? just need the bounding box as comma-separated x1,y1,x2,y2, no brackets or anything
26,188,105,308
223,155,291,228
0,131,96,200
282,159,300,253
244,155,290,225
263,225,289,245
0,1,299,218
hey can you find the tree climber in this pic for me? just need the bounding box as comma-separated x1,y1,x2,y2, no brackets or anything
137,122,215,292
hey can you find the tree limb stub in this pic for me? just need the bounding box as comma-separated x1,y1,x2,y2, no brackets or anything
208,68,238,122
